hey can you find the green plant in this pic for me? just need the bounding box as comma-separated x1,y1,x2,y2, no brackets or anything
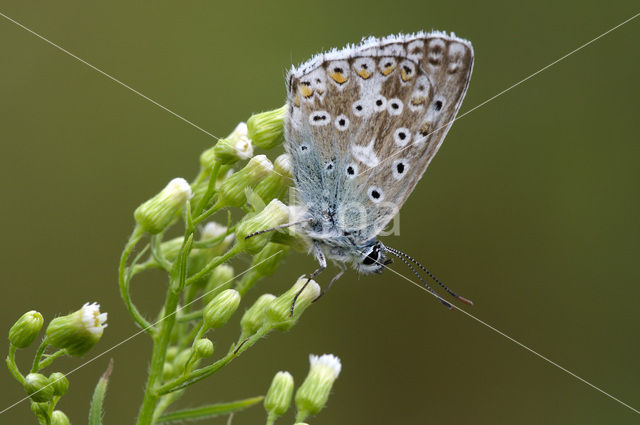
6,106,341,425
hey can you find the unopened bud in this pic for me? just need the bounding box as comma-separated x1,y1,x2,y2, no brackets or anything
264,371,294,419
254,154,293,203
217,155,273,207
236,199,290,254
247,105,286,149
9,310,44,348
48,372,69,397
210,122,253,165
295,354,342,420
266,277,320,331
240,293,276,337
193,338,214,358
51,410,71,425
203,264,235,305
134,178,192,234
201,222,235,257
203,289,241,329
24,373,54,402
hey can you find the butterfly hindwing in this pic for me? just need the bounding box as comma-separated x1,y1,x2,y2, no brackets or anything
285,32,473,244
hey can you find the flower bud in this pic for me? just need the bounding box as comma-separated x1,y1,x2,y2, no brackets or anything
193,338,214,358
247,105,286,149
217,155,273,207
203,264,235,305
203,289,241,329
240,293,276,337
48,372,69,397
45,302,107,356
266,277,320,331
24,373,54,402
295,354,342,419
254,154,293,203
210,122,254,165
30,402,49,421
264,371,294,419
201,222,235,257
51,410,71,425
9,310,44,348
134,178,193,234
236,199,290,254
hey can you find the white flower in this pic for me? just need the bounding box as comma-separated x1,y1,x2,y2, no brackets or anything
309,354,341,379
165,178,193,202
230,122,253,160
81,302,108,337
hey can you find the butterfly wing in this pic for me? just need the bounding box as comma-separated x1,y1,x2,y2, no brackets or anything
285,32,473,244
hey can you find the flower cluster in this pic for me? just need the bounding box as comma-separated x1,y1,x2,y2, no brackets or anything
6,303,108,424
7,105,342,425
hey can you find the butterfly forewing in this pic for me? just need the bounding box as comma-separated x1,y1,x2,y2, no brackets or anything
285,33,473,244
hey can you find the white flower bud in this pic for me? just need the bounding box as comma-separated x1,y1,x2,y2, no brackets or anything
45,302,107,356
295,354,342,420
134,178,193,234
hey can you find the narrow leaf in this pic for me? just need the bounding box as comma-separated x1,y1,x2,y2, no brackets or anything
88,358,114,425
156,396,264,423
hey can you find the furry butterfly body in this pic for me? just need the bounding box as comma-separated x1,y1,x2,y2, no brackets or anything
283,32,473,297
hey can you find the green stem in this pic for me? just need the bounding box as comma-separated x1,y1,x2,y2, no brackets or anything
150,234,172,271
6,345,25,385
193,163,221,217
266,411,277,425
119,226,153,332
35,349,66,371
177,309,203,322
156,327,269,396
31,340,48,373
136,235,193,425
295,411,309,423
151,390,185,424
185,245,241,286
155,396,264,424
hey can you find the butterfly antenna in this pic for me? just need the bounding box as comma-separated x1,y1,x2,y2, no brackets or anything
384,249,452,309
385,246,473,306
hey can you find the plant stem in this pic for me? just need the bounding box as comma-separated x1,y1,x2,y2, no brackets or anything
6,345,25,385
119,226,152,332
136,234,193,425
31,340,48,373
35,349,66,371
185,245,241,286
156,327,269,395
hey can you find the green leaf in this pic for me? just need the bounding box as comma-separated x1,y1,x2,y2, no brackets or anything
88,359,114,425
155,396,264,423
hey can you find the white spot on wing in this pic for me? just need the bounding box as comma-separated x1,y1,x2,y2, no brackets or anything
387,98,403,115
392,159,409,180
393,128,411,147
351,138,379,167
334,114,349,131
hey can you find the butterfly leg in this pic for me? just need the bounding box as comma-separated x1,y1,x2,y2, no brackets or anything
290,243,326,316
313,262,346,303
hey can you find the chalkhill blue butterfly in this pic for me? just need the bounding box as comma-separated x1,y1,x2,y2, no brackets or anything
254,32,475,310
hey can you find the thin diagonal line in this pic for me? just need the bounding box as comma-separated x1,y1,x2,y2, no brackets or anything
0,10,220,141
380,258,640,415
0,250,284,415
359,11,640,176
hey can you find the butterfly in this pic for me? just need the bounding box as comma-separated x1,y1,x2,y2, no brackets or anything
261,32,474,309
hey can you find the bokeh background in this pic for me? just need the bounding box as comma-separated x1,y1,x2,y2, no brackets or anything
1,1,639,424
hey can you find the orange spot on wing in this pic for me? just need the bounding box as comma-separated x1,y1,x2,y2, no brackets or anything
329,72,347,84
357,69,372,79
299,85,313,98
381,65,396,76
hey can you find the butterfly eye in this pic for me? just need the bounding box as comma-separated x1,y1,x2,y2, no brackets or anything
362,248,379,265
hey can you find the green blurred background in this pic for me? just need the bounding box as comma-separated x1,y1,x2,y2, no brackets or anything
1,1,639,424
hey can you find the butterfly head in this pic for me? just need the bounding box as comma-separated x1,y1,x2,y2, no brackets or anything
355,241,392,274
